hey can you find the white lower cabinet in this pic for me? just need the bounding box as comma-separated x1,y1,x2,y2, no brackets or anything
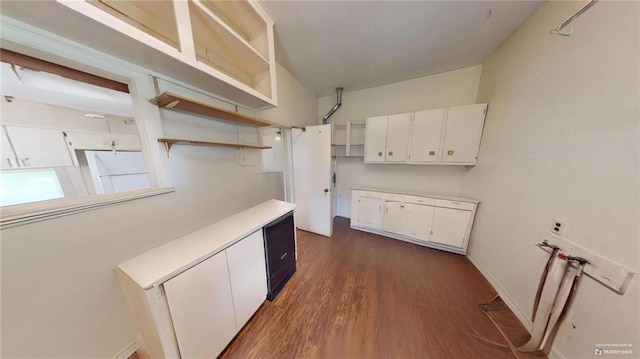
383,201,403,233
355,196,384,229
400,203,435,242
163,251,237,359
162,229,268,359
351,189,478,254
226,230,268,330
430,207,473,248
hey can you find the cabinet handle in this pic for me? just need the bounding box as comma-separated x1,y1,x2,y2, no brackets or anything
20,157,30,167
447,150,454,156
429,151,435,156
378,152,383,156
388,151,393,156
5,158,13,168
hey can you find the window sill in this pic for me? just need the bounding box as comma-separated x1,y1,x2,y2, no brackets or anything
0,186,175,229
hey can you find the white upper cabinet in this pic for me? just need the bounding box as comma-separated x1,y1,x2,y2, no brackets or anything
364,116,388,162
4,126,73,168
365,104,487,165
1,127,18,169
385,113,411,162
408,108,446,163
441,104,487,163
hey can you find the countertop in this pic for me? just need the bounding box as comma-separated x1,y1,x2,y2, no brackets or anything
352,187,480,203
118,199,296,289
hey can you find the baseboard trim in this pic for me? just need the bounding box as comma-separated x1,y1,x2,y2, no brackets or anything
467,253,570,359
113,340,139,359
466,253,533,332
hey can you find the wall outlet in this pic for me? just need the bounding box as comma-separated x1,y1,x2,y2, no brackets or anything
552,220,564,235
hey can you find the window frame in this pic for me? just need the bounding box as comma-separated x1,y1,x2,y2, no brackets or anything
0,15,175,229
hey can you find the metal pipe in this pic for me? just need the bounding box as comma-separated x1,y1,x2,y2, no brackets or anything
322,87,343,124
549,0,598,36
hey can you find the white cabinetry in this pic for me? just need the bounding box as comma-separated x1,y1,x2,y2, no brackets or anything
430,207,473,248
65,131,142,151
351,189,478,255
116,200,295,359
441,104,487,163
1,127,18,169
364,113,411,162
383,201,403,233
353,196,384,229
163,251,237,359
400,203,435,241
4,125,73,168
364,116,388,162
332,122,365,157
226,230,268,329
408,108,446,163
365,104,487,165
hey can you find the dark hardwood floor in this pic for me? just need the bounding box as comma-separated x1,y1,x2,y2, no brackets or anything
221,217,544,359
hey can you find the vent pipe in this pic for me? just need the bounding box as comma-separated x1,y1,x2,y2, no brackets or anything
322,87,343,124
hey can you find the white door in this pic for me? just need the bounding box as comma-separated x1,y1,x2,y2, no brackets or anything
442,104,487,163
163,251,237,359
430,207,472,248
401,203,435,242
383,201,403,234
292,124,333,237
226,230,268,330
364,116,388,162
385,113,411,162
356,196,384,229
409,109,446,162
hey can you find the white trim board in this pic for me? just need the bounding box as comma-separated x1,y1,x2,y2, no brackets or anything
113,340,139,359
542,232,636,294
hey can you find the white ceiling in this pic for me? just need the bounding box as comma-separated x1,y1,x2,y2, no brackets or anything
259,0,545,96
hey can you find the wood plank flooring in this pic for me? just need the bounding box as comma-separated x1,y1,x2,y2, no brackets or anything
221,217,544,359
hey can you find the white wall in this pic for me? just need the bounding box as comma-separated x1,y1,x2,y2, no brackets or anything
0,61,317,358
462,1,639,358
258,63,318,128
318,66,483,217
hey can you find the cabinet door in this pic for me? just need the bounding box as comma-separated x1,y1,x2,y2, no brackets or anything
5,126,73,168
1,127,18,169
409,109,446,162
163,252,237,359
385,113,411,162
430,207,472,248
226,230,268,330
356,196,384,229
401,203,435,241
364,116,388,162
383,201,403,234
442,104,487,163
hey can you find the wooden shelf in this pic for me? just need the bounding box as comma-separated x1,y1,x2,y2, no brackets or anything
158,138,271,155
150,92,271,127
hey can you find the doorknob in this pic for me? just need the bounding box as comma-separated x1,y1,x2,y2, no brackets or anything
324,188,329,193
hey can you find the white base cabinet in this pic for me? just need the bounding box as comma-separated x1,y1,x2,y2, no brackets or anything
116,200,296,359
351,189,478,255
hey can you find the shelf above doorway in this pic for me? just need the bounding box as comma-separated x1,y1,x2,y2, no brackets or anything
150,92,271,127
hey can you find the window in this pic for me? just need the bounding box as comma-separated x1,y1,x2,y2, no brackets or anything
0,49,167,219
0,169,64,206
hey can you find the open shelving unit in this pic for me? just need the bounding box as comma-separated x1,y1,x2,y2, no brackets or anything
55,0,277,107
150,92,271,127
189,0,272,99
331,122,365,157
88,0,180,50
